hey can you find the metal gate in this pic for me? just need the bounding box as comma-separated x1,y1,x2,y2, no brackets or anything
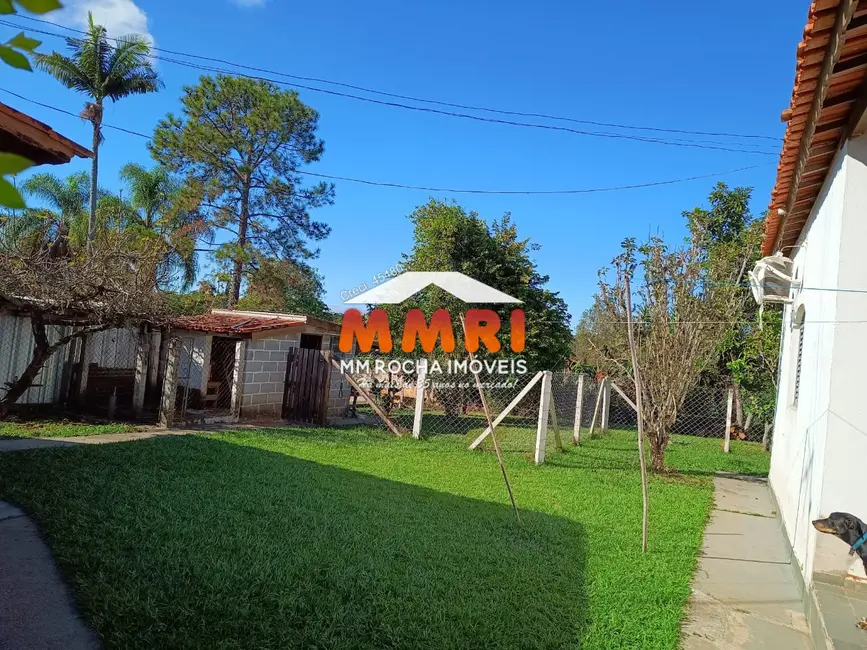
282,348,331,424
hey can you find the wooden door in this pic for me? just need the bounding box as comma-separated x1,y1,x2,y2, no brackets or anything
282,348,331,424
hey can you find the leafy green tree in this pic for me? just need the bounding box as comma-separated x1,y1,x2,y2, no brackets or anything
12,171,129,250
236,257,332,319
727,308,782,426
118,163,205,290
35,12,162,250
20,170,89,239
386,200,572,372
2,171,91,254
684,182,777,427
150,74,333,306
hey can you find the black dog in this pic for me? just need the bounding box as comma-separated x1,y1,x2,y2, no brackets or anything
813,512,867,573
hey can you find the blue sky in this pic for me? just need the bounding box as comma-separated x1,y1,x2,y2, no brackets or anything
2,0,808,321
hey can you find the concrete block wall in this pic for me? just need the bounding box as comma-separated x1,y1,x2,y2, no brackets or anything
324,336,354,424
326,368,352,422
239,329,352,423
241,333,299,419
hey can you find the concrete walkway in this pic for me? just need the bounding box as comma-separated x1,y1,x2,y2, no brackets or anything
0,421,296,453
681,475,812,649
0,502,100,649
0,428,195,452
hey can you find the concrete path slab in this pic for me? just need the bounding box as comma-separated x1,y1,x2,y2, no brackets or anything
0,428,194,452
681,475,812,650
0,502,100,649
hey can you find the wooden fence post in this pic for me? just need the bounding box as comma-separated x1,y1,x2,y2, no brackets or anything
331,359,403,436
412,359,428,439
230,340,247,419
468,371,544,450
611,381,637,412
535,370,553,464
132,325,149,418
724,386,734,453
588,379,604,438
158,337,180,428
601,378,611,433
572,373,585,445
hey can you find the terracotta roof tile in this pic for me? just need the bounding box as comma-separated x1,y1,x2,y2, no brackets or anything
0,102,91,165
763,0,867,255
172,311,306,334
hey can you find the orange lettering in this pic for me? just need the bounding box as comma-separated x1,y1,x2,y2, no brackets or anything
339,308,392,353
464,309,501,353
510,309,525,352
402,309,455,353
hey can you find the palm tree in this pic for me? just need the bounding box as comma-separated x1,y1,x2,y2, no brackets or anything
17,171,91,250
120,163,176,229
34,12,163,252
119,163,204,289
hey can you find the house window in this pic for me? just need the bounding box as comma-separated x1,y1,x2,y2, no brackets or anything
792,306,805,406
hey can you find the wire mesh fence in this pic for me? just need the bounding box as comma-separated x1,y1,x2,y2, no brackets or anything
78,327,142,418
0,308,775,452
333,360,774,460
0,315,166,422
175,335,239,423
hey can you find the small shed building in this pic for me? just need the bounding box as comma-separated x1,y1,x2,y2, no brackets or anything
166,309,352,425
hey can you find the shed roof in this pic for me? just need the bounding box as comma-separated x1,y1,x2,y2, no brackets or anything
172,309,339,336
763,0,867,256
0,102,92,166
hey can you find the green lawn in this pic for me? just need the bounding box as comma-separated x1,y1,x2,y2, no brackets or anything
0,426,769,649
0,420,138,439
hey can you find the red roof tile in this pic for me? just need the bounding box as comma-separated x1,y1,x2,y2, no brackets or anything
763,0,867,256
0,102,92,166
172,311,306,334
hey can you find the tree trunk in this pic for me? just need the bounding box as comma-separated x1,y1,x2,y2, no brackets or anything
88,103,102,254
229,180,251,307
0,315,54,418
762,421,772,451
443,395,460,417
732,382,744,426
649,431,666,472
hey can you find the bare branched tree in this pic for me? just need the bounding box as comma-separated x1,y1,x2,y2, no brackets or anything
0,229,184,418
579,237,744,472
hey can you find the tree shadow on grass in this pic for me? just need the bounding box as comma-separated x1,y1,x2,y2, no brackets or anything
0,436,588,650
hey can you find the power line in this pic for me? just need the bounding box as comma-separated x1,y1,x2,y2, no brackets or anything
296,167,771,195
0,86,772,196
14,13,780,142
1,17,781,156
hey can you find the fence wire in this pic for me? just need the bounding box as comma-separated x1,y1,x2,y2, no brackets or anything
0,316,164,423
335,361,773,454
0,310,775,451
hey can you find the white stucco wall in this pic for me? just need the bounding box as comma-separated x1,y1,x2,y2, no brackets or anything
770,134,867,583
815,134,867,578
